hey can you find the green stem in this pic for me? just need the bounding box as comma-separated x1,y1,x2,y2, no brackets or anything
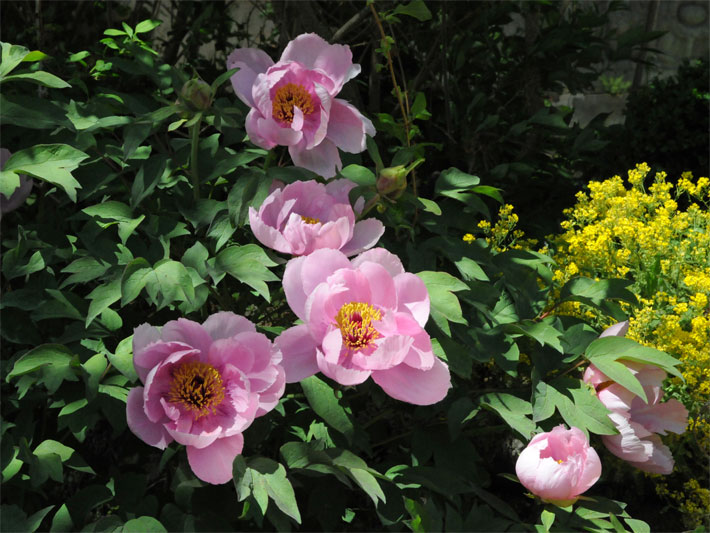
190,117,202,201
263,149,277,171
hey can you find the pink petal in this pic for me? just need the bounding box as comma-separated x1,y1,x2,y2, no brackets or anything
126,387,173,449
165,424,222,449
255,115,304,147
245,109,277,150
161,318,214,359
351,248,404,277
575,445,602,494
351,335,413,371
339,218,385,256
279,33,359,94
187,433,244,484
274,325,320,383
602,414,656,463
227,48,274,107
324,179,358,204
627,436,674,474
207,337,255,373
134,341,198,385
582,364,608,388
249,207,294,254
355,261,397,310
282,256,309,320
285,248,350,313
305,83,331,149
132,324,162,382
254,365,286,415
630,398,688,435
203,312,255,341
597,383,635,412
372,358,451,405
316,346,370,386
290,138,341,179
600,321,629,337
327,99,375,153
393,273,430,328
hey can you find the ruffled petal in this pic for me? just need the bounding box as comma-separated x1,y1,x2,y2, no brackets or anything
351,248,404,277
279,33,358,94
203,311,256,341
372,358,451,405
187,433,244,484
161,318,214,359
393,272,430,328
290,138,341,179
316,346,370,386
126,387,173,449
327,99,374,153
339,218,384,256
227,48,274,107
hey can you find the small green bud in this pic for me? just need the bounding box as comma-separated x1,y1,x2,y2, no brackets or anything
180,79,212,112
376,165,408,199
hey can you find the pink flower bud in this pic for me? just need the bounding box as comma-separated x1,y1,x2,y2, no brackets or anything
515,425,602,505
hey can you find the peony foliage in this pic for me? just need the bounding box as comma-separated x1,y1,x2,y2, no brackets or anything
0,12,697,533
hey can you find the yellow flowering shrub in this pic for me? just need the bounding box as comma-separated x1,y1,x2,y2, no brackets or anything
548,163,710,529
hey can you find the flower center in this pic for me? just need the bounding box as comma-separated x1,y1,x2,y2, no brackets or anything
167,361,225,419
335,302,382,352
272,83,315,124
300,215,321,224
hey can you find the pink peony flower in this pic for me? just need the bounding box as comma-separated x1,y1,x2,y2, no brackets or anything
0,148,33,215
126,312,285,484
275,248,451,405
227,33,375,178
515,425,602,505
249,178,384,256
583,321,688,474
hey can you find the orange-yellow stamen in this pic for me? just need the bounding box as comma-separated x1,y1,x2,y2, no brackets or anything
272,83,315,124
557,459,564,464
167,361,225,419
335,302,382,352
301,215,321,224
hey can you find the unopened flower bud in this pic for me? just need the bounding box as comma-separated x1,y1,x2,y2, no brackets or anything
180,79,212,111
376,165,408,199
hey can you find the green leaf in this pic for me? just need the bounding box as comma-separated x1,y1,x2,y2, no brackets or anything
0,42,30,78
50,504,73,532
121,516,167,532
0,144,88,202
144,260,196,309
120,258,152,306
418,197,441,215
624,518,650,533
416,271,468,335
7,344,79,393
541,509,555,532
214,245,278,302
454,256,489,282
435,167,480,196
585,336,682,379
478,393,536,439
86,278,121,326
22,50,49,62
471,185,504,204
248,458,301,524
505,319,564,353
300,375,355,443
2,71,70,88
560,277,638,308
134,20,162,34
339,164,376,186
0,93,68,129
393,0,432,21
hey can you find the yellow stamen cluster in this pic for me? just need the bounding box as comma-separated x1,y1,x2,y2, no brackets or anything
272,83,314,124
335,302,382,351
167,361,226,419
300,215,321,224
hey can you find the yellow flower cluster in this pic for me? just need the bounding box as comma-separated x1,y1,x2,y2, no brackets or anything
548,163,710,528
472,204,537,252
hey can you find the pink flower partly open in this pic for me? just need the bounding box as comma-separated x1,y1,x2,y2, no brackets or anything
249,179,384,256
275,248,451,405
227,33,375,178
583,321,688,474
0,148,33,215
126,312,285,484
515,425,602,505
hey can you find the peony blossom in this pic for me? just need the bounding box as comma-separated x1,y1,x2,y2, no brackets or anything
249,178,384,256
0,148,33,215
227,33,375,178
515,425,602,505
126,312,285,484
583,321,688,474
275,248,451,405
